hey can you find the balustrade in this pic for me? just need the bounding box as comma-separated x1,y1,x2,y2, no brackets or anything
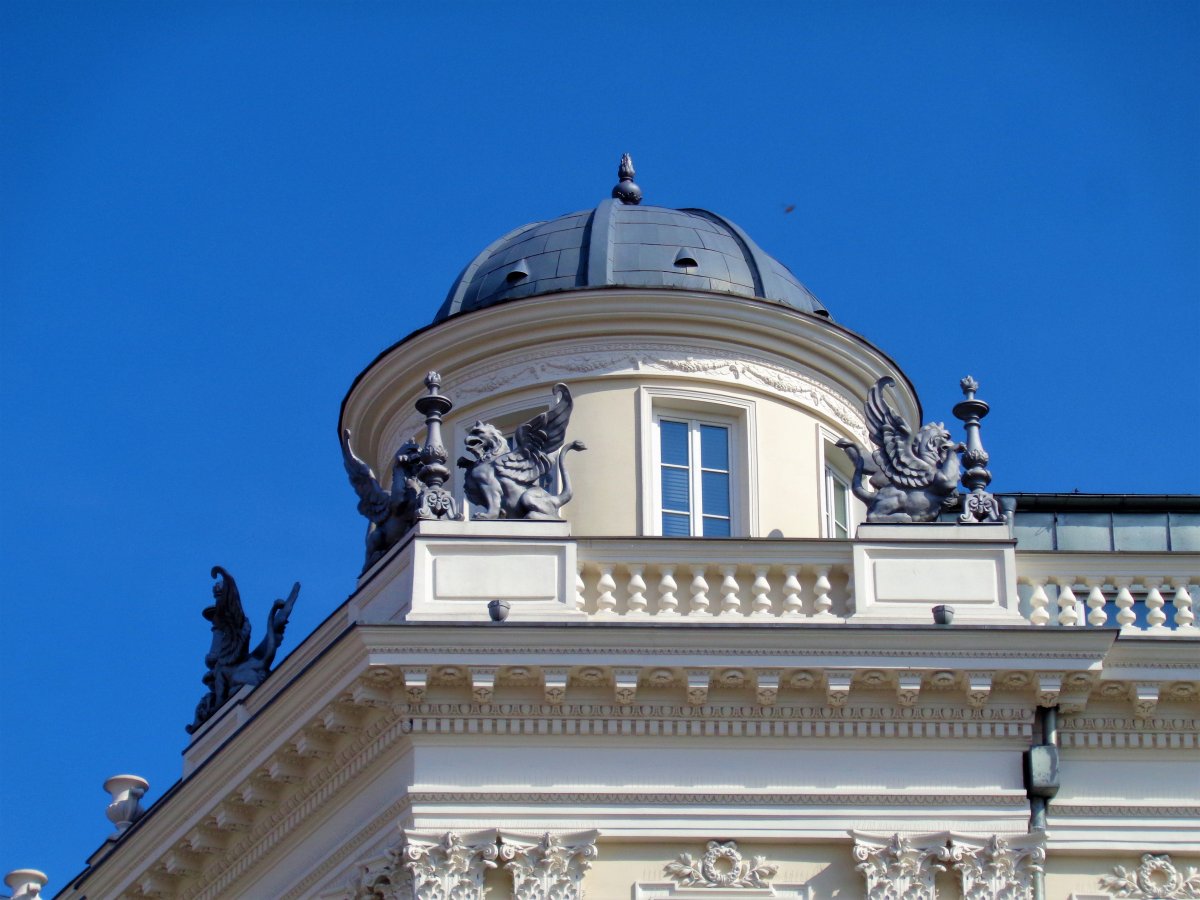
1016,554,1197,633
571,540,1195,633
575,539,853,619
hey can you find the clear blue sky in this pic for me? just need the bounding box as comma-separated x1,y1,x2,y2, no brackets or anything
2,0,1197,889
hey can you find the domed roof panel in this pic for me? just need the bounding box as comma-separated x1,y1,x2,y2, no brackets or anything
434,192,829,323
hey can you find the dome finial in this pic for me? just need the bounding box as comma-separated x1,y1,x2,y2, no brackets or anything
612,153,642,205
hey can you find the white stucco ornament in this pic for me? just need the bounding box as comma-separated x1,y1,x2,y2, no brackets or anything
498,831,599,900
1099,854,1200,898
664,840,778,889
945,834,1044,900
852,833,945,900
351,831,497,900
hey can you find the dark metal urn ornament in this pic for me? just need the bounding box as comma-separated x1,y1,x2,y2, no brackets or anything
343,371,459,571
612,153,643,205
837,377,965,523
186,567,300,734
954,376,1005,524
457,382,586,520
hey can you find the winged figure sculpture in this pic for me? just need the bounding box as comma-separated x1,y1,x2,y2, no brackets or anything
342,430,424,570
457,382,587,519
836,376,964,523
187,566,300,734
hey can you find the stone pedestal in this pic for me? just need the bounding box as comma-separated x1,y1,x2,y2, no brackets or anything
350,519,583,623
849,523,1022,624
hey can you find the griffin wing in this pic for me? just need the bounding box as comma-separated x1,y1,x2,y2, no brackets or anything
865,377,936,488
209,565,247,634
499,383,575,483
341,429,391,523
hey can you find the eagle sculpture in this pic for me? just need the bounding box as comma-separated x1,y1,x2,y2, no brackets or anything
457,383,586,520
836,377,964,523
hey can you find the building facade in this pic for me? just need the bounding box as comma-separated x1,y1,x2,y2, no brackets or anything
16,161,1199,900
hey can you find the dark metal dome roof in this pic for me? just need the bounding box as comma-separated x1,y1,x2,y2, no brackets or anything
434,199,829,323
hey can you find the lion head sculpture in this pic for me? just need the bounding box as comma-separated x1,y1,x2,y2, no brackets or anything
463,422,509,463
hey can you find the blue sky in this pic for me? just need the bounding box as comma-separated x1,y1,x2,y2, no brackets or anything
2,0,1197,889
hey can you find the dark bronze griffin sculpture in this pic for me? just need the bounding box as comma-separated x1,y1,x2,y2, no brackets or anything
457,383,586,520
837,377,964,523
186,567,300,735
342,430,424,570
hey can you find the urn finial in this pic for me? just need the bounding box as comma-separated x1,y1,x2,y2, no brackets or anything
612,153,643,205
953,375,1005,524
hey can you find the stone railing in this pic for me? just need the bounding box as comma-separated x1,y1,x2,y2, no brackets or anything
573,539,1197,633
1015,552,1198,632
575,538,854,619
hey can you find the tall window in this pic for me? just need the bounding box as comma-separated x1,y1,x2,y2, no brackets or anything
824,467,851,539
659,418,731,536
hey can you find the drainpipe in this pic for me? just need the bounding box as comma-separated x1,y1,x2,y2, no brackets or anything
1024,706,1059,900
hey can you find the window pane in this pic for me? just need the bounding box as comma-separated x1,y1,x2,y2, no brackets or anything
699,424,729,471
660,420,689,467
701,470,730,517
833,480,848,529
661,466,690,512
702,516,731,537
662,512,691,536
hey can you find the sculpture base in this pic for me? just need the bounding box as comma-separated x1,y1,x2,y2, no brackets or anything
849,523,1023,624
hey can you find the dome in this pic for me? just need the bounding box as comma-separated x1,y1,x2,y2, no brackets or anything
434,158,829,323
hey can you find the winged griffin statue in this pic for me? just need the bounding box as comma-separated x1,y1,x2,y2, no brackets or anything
457,382,586,519
187,566,300,734
836,376,965,523
342,431,424,569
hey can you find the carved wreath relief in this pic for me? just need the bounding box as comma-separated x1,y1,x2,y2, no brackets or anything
1100,854,1200,899
665,840,778,889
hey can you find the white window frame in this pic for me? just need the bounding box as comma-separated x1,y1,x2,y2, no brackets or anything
824,466,852,539
638,385,757,537
818,425,860,539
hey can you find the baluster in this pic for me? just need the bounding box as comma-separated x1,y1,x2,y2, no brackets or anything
575,560,587,612
812,566,834,619
718,566,742,616
626,565,648,617
1145,579,1167,629
751,567,772,617
1085,580,1108,626
1027,578,1051,626
1056,579,1080,627
1114,578,1136,627
1171,578,1196,630
689,566,711,617
596,565,617,616
782,567,803,617
657,566,679,616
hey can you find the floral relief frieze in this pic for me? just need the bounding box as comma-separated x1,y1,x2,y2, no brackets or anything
385,341,870,452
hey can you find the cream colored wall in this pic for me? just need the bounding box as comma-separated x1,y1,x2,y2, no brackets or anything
444,375,851,539
1046,853,1200,899
576,839,864,899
